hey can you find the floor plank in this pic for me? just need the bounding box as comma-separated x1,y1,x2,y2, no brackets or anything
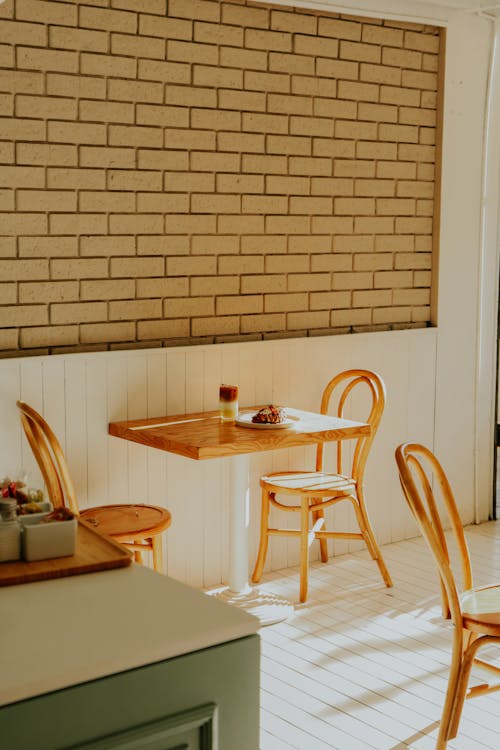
258,521,500,749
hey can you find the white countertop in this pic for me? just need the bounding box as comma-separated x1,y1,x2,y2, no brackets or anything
0,565,259,707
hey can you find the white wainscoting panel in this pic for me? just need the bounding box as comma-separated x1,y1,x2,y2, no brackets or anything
0,330,438,589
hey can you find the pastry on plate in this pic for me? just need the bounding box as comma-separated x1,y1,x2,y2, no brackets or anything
251,405,287,424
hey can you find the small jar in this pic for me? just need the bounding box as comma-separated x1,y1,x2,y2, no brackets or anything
0,498,21,562
219,384,238,422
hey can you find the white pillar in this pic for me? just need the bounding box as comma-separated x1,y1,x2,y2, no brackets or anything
227,453,251,594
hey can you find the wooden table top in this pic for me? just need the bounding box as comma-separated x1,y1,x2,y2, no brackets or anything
108,407,370,461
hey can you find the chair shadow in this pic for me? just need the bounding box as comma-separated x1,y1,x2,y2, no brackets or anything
387,720,440,748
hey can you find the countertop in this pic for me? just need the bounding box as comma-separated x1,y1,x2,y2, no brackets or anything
0,564,259,707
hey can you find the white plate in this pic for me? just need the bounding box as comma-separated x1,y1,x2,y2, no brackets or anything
236,412,294,430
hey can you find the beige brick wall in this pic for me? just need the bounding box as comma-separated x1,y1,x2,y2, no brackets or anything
0,0,442,356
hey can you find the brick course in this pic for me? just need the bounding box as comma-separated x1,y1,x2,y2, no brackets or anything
0,0,442,355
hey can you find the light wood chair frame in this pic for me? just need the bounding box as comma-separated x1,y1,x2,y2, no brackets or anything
252,369,393,602
17,400,171,573
395,442,500,749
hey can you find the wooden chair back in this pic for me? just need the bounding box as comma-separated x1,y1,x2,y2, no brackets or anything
16,400,80,516
395,442,473,627
316,369,385,484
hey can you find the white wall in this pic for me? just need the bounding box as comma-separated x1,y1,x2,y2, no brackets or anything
433,10,498,522
0,330,436,588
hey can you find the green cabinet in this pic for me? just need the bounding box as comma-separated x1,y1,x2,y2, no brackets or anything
71,703,216,750
0,634,259,750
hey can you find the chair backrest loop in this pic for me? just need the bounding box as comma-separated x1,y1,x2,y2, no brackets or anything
316,369,385,484
395,442,473,628
16,400,80,516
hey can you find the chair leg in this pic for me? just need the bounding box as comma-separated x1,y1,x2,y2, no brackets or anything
152,534,164,574
134,549,143,565
252,488,271,584
299,496,310,603
355,485,392,588
311,502,329,563
436,633,464,749
447,633,481,740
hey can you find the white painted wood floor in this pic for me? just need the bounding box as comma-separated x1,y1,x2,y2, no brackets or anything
256,521,500,750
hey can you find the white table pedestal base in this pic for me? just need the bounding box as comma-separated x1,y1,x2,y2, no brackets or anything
210,454,294,627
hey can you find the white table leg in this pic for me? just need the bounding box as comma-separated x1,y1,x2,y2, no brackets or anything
228,453,251,595
210,454,294,627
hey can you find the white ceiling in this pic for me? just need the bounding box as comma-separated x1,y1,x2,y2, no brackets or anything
418,0,500,11
284,0,500,22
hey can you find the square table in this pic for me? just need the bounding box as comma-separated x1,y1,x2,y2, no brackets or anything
109,407,370,624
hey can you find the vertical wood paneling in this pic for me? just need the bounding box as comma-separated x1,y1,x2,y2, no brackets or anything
0,330,440,589
253,341,272,408
0,360,22,483
249,452,266,573
185,348,207,584
42,358,66,447
355,331,410,547
185,458,206,587
85,357,108,508
221,343,240,397
19,358,44,486
403,331,438,538
203,346,222,412
285,339,320,562
164,349,188,581
166,349,186,415
238,344,257,409
105,356,129,507
269,342,291,572
165,452,190,583
200,345,225,585
145,354,169,570
202,459,224,587
147,354,167,419
248,341,275,572
167,351,187,578
185,349,205,414
214,343,242,584
126,356,149,506
272,341,291,407
324,335,355,558
269,447,289,574
64,356,88,505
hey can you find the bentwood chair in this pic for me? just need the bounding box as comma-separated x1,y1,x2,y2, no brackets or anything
395,442,500,749
17,400,172,573
252,369,393,602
